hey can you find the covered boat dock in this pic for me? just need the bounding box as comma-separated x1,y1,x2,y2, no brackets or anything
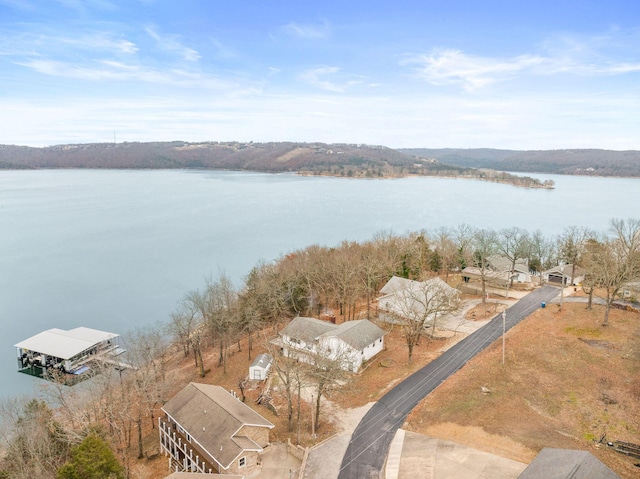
15,327,125,382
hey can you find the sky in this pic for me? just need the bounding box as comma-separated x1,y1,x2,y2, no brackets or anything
1,0,640,149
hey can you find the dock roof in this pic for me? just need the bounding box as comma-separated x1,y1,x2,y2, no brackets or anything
15,327,118,360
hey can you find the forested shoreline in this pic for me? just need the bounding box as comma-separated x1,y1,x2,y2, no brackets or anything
1,219,639,478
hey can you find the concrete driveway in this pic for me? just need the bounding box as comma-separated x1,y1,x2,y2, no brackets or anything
250,443,301,479
387,430,526,479
303,429,527,479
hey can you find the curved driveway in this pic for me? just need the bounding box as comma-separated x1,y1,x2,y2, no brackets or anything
338,285,560,479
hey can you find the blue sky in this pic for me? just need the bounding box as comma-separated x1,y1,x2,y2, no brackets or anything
1,1,640,149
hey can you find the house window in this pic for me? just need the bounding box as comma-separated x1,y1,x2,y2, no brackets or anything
239,457,246,468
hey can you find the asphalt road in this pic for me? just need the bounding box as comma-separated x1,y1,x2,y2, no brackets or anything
337,285,560,479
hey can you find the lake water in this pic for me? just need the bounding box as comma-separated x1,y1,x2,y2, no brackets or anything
1,169,638,399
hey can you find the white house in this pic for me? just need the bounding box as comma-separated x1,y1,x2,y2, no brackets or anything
249,353,272,381
275,317,386,373
487,255,532,284
377,276,460,327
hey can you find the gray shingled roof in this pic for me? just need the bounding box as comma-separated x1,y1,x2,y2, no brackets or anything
281,317,386,352
162,383,273,469
329,320,387,350
517,448,620,479
380,276,415,295
542,263,585,277
280,316,336,343
488,254,529,273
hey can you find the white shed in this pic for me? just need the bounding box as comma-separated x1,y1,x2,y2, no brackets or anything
249,353,272,381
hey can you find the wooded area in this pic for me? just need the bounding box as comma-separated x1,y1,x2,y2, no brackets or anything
402,148,640,177
0,141,554,187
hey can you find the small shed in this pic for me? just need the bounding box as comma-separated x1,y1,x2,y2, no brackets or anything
249,353,272,381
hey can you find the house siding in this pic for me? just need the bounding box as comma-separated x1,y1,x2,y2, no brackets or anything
239,425,270,447
280,329,384,373
159,416,220,474
227,450,260,475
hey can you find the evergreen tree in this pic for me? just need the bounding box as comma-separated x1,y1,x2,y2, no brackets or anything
56,434,124,479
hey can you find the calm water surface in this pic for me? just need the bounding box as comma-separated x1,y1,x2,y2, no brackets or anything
1,169,638,398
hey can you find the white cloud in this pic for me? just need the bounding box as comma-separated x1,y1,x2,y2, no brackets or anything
281,21,330,40
209,37,236,59
0,30,137,57
54,0,116,12
0,0,36,11
145,27,200,62
15,57,242,90
405,29,640,91
299,66,362,92
403,49,545,90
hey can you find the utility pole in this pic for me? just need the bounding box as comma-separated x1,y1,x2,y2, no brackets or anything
502,311,506,366
559,262,565,311
311,394,315,442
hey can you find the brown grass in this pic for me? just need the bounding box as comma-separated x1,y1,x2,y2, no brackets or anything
404,303,640,479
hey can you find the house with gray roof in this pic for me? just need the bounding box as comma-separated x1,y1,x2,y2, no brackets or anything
542,264,585,286
377,276,460,327
275,317,387,372
159,383,274,475
488,255,532,283
517,447,620,479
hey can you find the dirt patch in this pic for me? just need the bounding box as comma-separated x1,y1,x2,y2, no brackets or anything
334,324,462,408
466,301,508,321
404,303,640,479
579,338,615,350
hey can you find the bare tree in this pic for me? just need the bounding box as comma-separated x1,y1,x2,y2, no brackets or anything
0,398,71,479
122,324,171,458
557,226,592,285
583,219,640,324
327,241,362,320
432,227,460,279
168,306,197,359
265,340,300,433
496,227,530,287
529,229,554,280
204,274,239,373
452,223,475,270
305,343,350,431
357,241,391,319
383,278,461,363
471,228,498,306
178,292,208,377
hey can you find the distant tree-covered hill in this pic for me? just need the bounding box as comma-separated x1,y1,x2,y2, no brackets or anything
0,141,411,172
400,148,640,177
0,141,552,186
